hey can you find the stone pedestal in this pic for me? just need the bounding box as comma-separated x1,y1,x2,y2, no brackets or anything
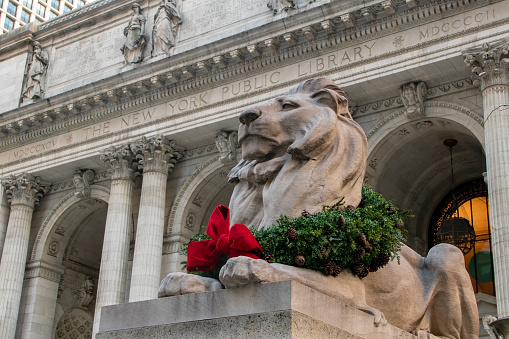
97,280,416,339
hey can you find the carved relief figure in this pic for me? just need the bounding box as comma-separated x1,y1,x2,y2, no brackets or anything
215,131,238,163
121,3,146,64
400,81,427,118
151,0,182,57
79,276,94,310
160,78,479,339
73,169,95,198
267,0,295,13
21,41,49,102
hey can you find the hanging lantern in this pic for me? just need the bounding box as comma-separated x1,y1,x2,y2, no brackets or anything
436,139,476,254
437,217,476,254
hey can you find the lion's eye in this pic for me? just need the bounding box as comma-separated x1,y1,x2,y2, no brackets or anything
282,101,297,110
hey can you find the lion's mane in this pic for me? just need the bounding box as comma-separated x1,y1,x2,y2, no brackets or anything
228,78,368,229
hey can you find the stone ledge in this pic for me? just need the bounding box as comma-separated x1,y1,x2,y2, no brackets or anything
98,280,417,339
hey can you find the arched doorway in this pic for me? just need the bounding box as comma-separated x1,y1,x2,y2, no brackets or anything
429,178,495,296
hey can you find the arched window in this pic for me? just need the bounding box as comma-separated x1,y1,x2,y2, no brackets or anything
429,178,494,296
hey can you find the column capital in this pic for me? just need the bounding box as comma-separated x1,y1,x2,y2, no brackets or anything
130,135,178,174
462,39,509,90
1,173,50,208
100,144,138,181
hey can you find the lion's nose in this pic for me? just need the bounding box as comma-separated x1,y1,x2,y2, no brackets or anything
239,108,261,125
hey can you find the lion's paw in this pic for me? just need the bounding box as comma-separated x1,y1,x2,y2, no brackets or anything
219,256,275,288
357,305,387,327
158,272,223,297
413,330,444,339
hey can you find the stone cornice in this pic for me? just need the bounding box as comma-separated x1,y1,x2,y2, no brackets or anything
0,0,502,152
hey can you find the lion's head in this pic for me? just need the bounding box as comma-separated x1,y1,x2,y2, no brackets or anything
229,78,368,229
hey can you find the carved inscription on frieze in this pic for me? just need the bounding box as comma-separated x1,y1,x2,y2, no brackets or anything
419,7,496,41
51,26,124,85
180,0,267,40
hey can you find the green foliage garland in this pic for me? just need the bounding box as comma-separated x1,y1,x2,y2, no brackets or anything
182,185,409,279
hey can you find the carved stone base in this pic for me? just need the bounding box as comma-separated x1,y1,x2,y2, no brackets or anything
97,280,417,339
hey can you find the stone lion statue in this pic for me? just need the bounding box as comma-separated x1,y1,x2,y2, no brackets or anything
159,78,479,339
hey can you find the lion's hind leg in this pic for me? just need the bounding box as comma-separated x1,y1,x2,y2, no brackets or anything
423,244,479,339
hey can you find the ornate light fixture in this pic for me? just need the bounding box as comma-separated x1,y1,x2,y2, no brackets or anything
436,139,476,254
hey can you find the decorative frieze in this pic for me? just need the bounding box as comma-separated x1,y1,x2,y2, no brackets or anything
0,0,501,159
24,262,64,283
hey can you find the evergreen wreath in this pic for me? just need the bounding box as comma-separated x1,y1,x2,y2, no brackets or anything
182,185,409,279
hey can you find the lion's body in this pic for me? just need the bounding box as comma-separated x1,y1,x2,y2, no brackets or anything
160,78,479,339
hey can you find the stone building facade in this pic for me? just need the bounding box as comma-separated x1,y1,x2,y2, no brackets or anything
0,0,507,338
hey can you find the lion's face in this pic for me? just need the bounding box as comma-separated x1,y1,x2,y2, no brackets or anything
238,92,339,162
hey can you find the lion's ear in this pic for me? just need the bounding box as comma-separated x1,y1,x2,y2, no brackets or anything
311,88,352,119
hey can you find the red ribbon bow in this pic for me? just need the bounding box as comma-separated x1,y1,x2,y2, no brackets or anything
187,205,263,272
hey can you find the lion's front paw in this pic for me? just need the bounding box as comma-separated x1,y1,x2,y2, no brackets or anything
219,256,275,288
158,272,223,297
357,305,387,327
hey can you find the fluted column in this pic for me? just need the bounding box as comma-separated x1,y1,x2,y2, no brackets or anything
129,135,176,302
92,144,137,338
463,39,509,317
0,185,10,260
0,173,49,339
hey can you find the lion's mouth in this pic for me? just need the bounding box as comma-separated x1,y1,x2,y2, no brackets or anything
238,133,278,146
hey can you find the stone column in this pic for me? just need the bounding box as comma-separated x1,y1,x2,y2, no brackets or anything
92,144,138,338
0,185,10,260
463,39,509,318
129,135,176,302
0,173,49,339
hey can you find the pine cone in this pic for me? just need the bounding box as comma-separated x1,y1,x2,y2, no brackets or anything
294,255,305,267
320,248,329,259
264,254,274,263
368,264,379,273
301,210,312,218
323,262,341,276
370,253,391,270
356,234,369,247
346,205,356,211
353,247,365,260
351,262,369,278
395,221,404,229
336,215,346,227
365,242,372,253
287,227,298,241
387,205,396,214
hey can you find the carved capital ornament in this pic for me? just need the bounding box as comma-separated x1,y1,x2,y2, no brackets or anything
100,144,138,180
1,172,50,207
462,39,509,90
130,134,177,174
